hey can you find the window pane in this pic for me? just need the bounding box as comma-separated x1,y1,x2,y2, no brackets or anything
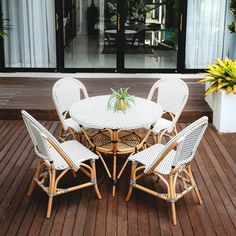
2,0,56,68
185,0,234,69
64,0,117,68
124,0,179,69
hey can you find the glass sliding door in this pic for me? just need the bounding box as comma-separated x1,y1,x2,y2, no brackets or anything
2,0,56,68
124,0,180,69
63,0,117,68
185,0,233,69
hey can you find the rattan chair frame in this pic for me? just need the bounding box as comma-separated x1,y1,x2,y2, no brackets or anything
125,117,208,225
147,78,189,143
22,110,101,218
52,78,89,141
80,125,154,196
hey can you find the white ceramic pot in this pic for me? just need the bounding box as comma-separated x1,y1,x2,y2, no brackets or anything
211,89,236,132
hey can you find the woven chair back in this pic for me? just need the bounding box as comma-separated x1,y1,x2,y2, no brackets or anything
52,78,88,129
145,116,208,173
22,110,76,169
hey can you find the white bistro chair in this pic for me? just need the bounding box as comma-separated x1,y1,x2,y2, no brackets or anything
22,110,101,218
125,116,208,225
52,77,89,141
147,78,189,143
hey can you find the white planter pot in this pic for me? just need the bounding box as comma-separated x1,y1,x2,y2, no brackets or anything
205,82,214,110
211,89,236,132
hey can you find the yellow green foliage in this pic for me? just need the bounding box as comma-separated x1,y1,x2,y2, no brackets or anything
199,58,236,95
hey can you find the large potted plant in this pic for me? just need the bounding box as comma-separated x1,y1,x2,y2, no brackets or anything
200,58,236,132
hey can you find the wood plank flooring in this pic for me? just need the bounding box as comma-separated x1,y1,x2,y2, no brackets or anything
0,120,236,235
0,77,212,122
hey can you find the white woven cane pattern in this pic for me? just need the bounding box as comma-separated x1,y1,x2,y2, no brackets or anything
147,78,189,133
172,122,207,168
69,95,163,130
64,118,81,132
129,144,176,174
22,111,52,161
48,140,98,170
22,110,98,170
143,116,208,174
52,78,88,131
152,118,172,134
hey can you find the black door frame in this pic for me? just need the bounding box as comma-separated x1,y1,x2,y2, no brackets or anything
56,0,190,73
0,0,58,72
0,0,205,73
56,0,118,73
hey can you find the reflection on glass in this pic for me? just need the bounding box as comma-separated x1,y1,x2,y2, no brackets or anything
64,0,117,68
2,0,56,68
124,0,179,69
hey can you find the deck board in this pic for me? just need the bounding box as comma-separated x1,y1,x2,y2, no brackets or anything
0,77,212,122
0,121,236,235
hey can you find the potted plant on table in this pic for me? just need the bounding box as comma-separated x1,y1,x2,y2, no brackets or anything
199,58,236,132
107,88,135,112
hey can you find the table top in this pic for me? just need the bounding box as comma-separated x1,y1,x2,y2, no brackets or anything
105,29,137,35
69,95,163,130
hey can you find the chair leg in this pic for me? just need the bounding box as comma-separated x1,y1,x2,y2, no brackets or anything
68,128,76,140
125,162,137,201
96,152,111,178
46,167,56,218
46,196,53,218
112,154,117,197
169,174,177,225
152,133,157,144
72,170,77,178
91,160,102,199
58,127,65,142
188,165,203,204
158,130,166,144
28,161,41,197
117,158,129,180
171,202,177,225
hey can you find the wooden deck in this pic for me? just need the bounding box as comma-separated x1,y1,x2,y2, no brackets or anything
0,77,212,122
0,120,236,235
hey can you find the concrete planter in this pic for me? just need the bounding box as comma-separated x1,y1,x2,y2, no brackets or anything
206,89,236,132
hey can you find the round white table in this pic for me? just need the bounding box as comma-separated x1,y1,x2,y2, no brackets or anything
70,95,163,196
70,95,162,130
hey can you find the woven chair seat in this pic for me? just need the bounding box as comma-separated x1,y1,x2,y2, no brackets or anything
152,118,172,134
49,140,98,170
22,110,102,218
64,118,81,132
129,143,176,175
125,117,208,225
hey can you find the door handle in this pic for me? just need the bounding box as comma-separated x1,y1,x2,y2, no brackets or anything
179,14,183,31
118,14,120,31
56,14,59,31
